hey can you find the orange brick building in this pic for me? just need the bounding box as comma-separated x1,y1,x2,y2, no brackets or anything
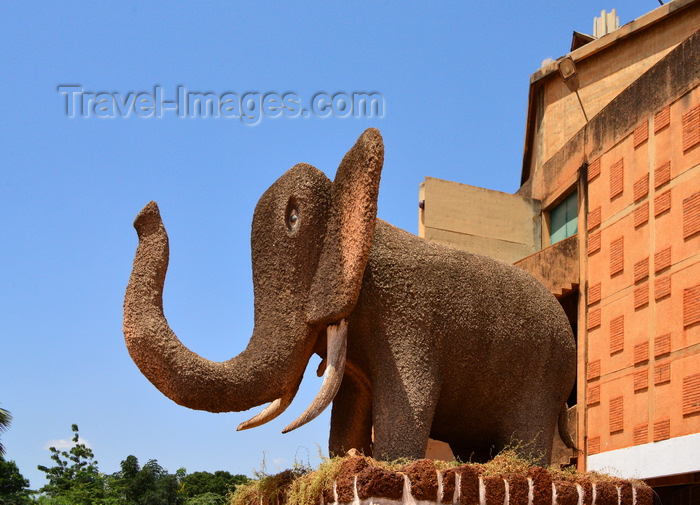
419,0,699,497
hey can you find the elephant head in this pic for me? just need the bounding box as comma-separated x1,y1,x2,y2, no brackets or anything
123,128,384,433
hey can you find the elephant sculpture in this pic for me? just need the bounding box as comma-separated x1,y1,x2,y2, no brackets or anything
124,128,576,464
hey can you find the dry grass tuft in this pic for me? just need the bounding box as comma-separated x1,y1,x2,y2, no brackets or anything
478,448,536,476
230,465,309,505
286,456,345,505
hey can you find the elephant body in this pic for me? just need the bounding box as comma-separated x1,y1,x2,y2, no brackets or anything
124,128,576,465
334,219,576,462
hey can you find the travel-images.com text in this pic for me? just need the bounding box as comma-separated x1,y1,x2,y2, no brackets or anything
58,86,385,125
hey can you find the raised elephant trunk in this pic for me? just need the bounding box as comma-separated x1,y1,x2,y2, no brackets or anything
123,202,310,415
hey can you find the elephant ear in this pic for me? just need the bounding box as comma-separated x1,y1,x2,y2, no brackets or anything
308,128,384,325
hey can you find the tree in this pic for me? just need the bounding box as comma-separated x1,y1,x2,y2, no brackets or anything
0,407,11,457
36,424,110,505
183,492,226,505
35,423,248,505
0,405,32,505
180,470,248,499
109,455,184,505
180,471,249,504
0,456,32,504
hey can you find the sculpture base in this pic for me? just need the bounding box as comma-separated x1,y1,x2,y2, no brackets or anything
230,453,653,505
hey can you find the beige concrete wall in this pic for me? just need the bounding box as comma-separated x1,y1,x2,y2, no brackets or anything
419,177,541,263
525,0,700,179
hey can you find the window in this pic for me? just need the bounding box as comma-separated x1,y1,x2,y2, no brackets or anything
549,190,578,244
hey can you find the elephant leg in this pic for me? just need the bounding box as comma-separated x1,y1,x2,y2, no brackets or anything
511,422,557,466
329,368,372,457
498,404,559,466
371,372,440,461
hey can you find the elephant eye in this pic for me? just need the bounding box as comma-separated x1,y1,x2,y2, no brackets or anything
286,206,299,232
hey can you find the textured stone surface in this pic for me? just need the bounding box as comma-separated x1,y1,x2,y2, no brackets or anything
308,128,384,326
322,460,650,505
458,465,480,505
355,466,403,501
635,484,654,505
440,469,456,503
124,128,576,463
483,476,505,505
505,473,529,505
578,478,593,505
335,457,368,502
554,481,578,505
595,481,618,505
619,481,633,505
528,467,552,505
404,459,438,501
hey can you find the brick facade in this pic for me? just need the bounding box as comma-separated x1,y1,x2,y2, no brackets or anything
583,86,700,459
419,1,700,483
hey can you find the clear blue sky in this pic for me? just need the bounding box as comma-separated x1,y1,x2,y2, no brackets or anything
1,0,659,490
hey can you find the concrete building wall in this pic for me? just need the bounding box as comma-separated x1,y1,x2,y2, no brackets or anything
522,0,700,186
418,177,541,263
417,0,700,484
522,23,700,479
520,23,700,479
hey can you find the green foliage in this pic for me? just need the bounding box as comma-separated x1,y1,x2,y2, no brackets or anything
0,407,12,458
36,425,186,505
183,492,228,505
36,424,110,505
32,423,252,505
0,456,32,504
0,405,32,505
108,455,184,505
180,470,248,501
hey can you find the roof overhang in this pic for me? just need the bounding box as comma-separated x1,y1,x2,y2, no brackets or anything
520,0,700,187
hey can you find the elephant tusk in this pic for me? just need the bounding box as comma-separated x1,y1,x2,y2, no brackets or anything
236,398,291,431
316,358,327,377
236,380,301,431
282,319,348,434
